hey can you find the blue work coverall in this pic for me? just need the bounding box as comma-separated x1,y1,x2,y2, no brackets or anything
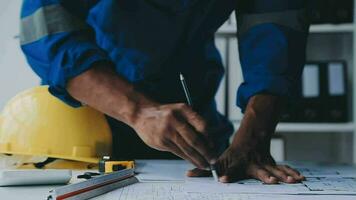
20,0,309,159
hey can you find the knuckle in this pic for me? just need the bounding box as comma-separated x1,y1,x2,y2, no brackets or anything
189,112,199,120
177,103,188,109
195,119,208,132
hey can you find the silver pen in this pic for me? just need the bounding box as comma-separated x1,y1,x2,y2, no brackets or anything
179,73,219,182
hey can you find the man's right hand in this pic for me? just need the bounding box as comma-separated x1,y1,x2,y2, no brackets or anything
67,64,215,169
131,103,216,169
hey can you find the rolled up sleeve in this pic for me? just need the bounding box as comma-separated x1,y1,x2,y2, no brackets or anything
236,0,310,112
20,0,112,107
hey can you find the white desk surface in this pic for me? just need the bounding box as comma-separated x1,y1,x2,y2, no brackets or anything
0,160,355,200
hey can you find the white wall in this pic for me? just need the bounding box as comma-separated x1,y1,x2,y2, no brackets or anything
0,1,39,110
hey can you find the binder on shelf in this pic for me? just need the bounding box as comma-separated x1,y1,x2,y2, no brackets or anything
325,61,348,122
281,61,349,123
299,63,324,122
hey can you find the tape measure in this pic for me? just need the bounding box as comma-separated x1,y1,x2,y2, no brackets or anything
99,156,135,173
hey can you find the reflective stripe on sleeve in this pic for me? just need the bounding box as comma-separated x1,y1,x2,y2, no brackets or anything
237,9,309,35
20,4,88,45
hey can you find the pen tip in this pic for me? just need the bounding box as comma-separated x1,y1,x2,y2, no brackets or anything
179,73,184,80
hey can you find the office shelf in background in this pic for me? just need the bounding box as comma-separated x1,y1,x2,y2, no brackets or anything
233,122,355,133
310,24,354,33
217,23,354,34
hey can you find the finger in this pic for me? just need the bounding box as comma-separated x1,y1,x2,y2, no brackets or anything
173,133,210,169
176,105,215,149
247,165,278,184
265,165,297,183
177,104,208,134
186,168,212,177
175,120,216,163
219,169,246,183
219,175,231,183
217,161,248,183
214,149,233,177
278,165,306,181
167,141,201,168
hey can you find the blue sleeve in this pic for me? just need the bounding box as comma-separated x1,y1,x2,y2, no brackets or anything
236,0,310,112
20,0,111,107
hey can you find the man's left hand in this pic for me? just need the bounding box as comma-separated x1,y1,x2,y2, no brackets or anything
187,146,305,184
186,95,305,184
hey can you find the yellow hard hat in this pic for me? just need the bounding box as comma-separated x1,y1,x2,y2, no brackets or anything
0,86,112,164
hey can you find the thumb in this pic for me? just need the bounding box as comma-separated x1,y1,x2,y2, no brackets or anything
186,168,212,177
219,166,247,183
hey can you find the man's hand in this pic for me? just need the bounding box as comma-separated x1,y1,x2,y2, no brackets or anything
67,64,215,169
187,95,305,184
187,148,304,184
213,147,304,184
132,103,216,169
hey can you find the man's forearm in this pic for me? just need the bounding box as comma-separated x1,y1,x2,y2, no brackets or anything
231,95,285,151
67,62,155,126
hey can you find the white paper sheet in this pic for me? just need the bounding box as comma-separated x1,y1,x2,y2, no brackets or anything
295,165,356,178
184,176,356,195
99,182,185,200
304,177,356,195
97,160,356,199
184,177,309,194
135,160,193,182
95,182,356,200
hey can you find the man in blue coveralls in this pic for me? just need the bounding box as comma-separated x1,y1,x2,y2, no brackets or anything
20,0,309,183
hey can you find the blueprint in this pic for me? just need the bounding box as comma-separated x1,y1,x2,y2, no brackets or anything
93,160,356,199
185,177,356,195
304,177,356,194
96,182,356,200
